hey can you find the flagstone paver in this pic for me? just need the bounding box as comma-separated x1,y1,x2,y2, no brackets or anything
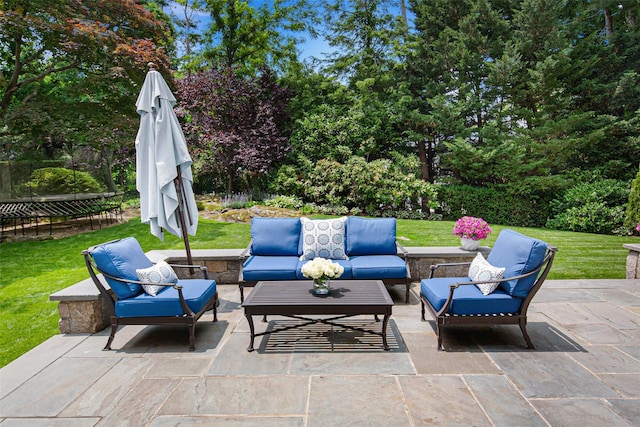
1,279,639,426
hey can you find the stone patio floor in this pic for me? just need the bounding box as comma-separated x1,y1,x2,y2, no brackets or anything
1,279,639,426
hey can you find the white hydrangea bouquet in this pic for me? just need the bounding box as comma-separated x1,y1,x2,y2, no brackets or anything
301,257,344,295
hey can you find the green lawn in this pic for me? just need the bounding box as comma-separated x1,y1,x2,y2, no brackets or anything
0,217,637,367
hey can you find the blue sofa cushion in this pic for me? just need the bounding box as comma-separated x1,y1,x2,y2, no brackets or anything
115,278,217,317
90,237,151,299
421,278,522,315
349,255,407,279
242,255,299,281
487,229,548,298
296,259,353,280
346,217,397,256
250,217,301,256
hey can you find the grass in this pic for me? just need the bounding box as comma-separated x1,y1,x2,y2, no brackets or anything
0,216,637,367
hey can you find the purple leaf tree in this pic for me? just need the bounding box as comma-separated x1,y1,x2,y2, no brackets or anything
176,67,291,193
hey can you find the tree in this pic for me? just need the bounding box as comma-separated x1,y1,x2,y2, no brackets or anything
171,0,206,73
0,0,174,191
0,0,171,116
201,0,309,76
176,67,291,193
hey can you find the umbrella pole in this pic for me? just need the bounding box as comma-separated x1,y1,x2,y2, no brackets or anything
174,166,195,274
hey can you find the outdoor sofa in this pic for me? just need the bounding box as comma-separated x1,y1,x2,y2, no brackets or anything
239,216,412,302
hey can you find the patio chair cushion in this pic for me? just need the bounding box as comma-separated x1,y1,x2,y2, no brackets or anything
115,278,217,317
242,255,300,281
468,253,505,295
420,277,522,315
296,258,354,279
346,217,397,256
487,229,548,298
250,217,301,256
90,237,151,299
299,216,348,260
349,255,408,279
136,260,178,296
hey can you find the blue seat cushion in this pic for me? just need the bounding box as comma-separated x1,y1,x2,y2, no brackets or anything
421,278,522,315
242,255,299,281
349,255,407,279
346,217,397,256
487,229,548,298
250,217,301,256
115,279,217,318
90,237,151,299
296,259,353,280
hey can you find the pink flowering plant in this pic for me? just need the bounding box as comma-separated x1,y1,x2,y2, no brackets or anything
453,216,492,241
637,223,640,233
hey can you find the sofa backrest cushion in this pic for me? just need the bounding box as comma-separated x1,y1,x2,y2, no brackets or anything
250,217,301,256
487,229,548,298
90,237,152,299
346,217,397,256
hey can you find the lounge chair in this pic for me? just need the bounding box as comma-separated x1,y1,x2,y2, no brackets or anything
420,229,556,350
83,237,218,351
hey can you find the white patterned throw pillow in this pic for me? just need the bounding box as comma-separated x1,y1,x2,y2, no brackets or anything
299,217,348,260
136,260,178,296
468,253,505,295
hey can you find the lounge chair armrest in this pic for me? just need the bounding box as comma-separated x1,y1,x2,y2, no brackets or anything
239,240,252,259
98,271,180,288
396,241,409,257
169,263,209,279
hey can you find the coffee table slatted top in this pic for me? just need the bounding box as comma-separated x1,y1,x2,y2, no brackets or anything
242,280,394,313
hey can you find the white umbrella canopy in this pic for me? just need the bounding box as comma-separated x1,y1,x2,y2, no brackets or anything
135,63,198,262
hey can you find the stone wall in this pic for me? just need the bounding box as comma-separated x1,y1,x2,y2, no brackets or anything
625,243,640,280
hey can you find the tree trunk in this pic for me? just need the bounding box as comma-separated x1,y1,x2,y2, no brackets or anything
400,0,407,26
418,138,429,182
604,9,614,39
101,146,119,192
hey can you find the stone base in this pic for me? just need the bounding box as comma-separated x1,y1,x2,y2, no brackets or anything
625,244,640,279
57,299,109,334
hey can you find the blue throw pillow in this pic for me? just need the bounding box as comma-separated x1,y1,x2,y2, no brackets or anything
345,217,397,256
250,217,301,256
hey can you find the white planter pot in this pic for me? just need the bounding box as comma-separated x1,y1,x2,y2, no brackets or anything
460,237,480,251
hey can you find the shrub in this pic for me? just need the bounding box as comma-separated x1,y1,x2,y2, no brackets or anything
23,167,104,195
303,156,438,216
436,185,546,227
623,165,640,234
546,179,630,234
221,193,253,209
546,202,626,234
263,195,304,209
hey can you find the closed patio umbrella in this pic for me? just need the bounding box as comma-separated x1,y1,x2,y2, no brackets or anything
135,63,197,266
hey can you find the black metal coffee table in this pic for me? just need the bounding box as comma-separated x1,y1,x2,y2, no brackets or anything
241,280,394,351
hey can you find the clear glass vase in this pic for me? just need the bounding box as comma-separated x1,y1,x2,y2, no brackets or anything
312,278,330,295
